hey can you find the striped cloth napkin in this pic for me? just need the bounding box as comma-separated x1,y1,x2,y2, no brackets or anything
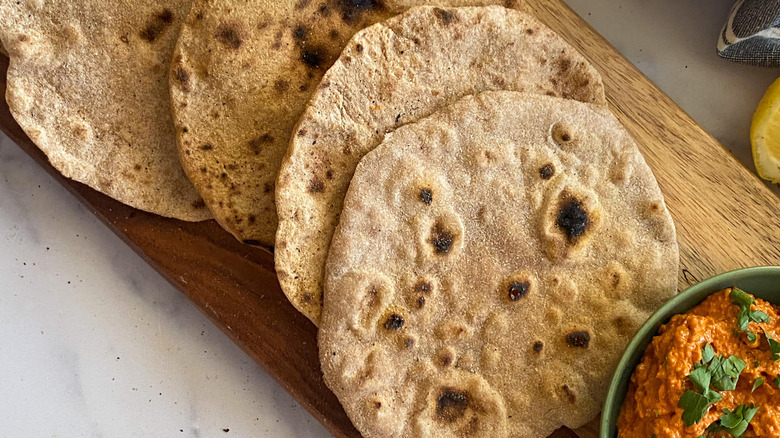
718,0,780,67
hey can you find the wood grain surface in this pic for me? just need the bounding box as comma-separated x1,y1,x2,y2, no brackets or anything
2,1,779,437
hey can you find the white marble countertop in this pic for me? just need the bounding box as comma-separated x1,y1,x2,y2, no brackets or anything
1,1,777,437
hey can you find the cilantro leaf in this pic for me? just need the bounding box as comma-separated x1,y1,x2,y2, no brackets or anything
776,376,780,388
710,355,746,391
703,405,760,438
719,404,760,437
737,307,751,331
751,310,770,324
689,364,712,393
752,377,764,392
730,288,754,308
730,288,771,337
679,390,721,426
765,329,780,361
702,343,716,364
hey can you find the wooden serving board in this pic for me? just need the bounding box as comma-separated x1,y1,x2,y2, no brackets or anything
2,1,780,437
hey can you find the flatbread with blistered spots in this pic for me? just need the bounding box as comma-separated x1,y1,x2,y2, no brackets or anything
275,5,606,324
169,0,532,246
320,91,678,438
0,0,210,220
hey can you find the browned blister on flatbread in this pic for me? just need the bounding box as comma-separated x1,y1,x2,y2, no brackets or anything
319,91,678,438
0,0,210,220
275,5,606,324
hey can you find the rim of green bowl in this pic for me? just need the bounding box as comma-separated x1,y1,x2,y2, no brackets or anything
600,265,780,437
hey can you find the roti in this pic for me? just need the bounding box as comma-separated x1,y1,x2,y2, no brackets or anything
319,91,678,438
170,0,532,245
1,0,210,221
275,5,606,324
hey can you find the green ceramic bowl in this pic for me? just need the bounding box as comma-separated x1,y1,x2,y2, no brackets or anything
600,266,780,437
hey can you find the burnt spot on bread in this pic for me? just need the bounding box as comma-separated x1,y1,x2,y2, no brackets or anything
216,23,243,50
436,388,469,423
292,25,307,41
274,79,290,93
415,280,432,293
532,341,544,353
272,29,284,50
566,331,590,348
263,182,273,193
355,43,364,53
557,57,572,72
507,280,530,301
419,188,433,205
404,337,415,349
526,28,534,35
308,176,325,193
301,47,326,69
428,222,454,255
439,351,453,366
556,196,589,242
335,0,384,24
551,122,576,146
200,144,214,151
329,29,340,40
502,274,534,303
410,279,432,309
191,199,206,209
249,133,274,155
539,163,555,180
383,313,404,331
173,67,190,92
140,9,174,42
433,8,456,25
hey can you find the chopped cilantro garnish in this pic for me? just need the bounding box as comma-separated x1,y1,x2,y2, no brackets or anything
752,377,764,392
689,364,712,393
703,405,760,438
730,289,771,342
702,343,715,364
679,344,747,425
710,355,746,391
775,376,780,388
680,390,721,427
764,329,780,361
730,288,754,308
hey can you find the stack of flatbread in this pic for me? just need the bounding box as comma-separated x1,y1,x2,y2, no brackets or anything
1,2,679,437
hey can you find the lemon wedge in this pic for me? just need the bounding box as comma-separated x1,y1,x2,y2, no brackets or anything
751,77,780,183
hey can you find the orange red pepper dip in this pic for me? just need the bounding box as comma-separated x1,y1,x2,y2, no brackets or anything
618,288,779,438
